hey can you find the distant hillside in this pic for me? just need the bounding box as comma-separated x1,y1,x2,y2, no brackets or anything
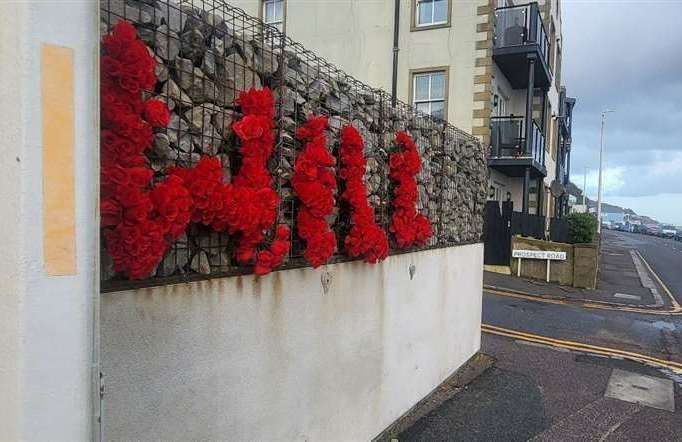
585,199,637,215
566,182,636,216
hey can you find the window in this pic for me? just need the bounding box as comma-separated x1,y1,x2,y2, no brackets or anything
262,0,285,32
493,89,509,117
414,0,449,28
412,70,447,120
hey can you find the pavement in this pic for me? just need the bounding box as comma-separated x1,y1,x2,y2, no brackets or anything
399,334,681,442
396,230,682,441
485,230,677,310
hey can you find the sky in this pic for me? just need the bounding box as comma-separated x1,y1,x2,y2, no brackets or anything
561,0,682,226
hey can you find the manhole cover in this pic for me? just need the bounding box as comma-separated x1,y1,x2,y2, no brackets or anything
605,368,674,412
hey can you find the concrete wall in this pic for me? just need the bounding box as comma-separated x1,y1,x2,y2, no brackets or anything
573,243,599,289
101,244,483,441
0,1,99,440
510,235,600,289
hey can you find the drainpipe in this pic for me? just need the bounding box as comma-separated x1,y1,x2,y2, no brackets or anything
523,167,531,215
523,55,536,214
391,0,400,106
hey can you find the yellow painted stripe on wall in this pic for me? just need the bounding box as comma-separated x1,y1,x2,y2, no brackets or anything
41,44,77,276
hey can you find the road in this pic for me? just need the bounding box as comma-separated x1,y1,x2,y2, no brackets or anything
484,229,682,365
610,230,682,304
400,229,682,441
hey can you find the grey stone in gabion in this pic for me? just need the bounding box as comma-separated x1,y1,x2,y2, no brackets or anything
176,64,219,104
180,28,206,63
202,51,217,78
326,207,339,226
173,57,194,88
212,109,236,140
108,0,153,26
250,41,279,77
328,115,349,131
150,157,174,172
154,55,169,83
177,134,193,153
152,132,171,158
161,78,190,108
190,250,211,274
160,245,189,275
218,53,262,97
210,35,227,57
166,112,189,145
362,93,377,105
308,79,332,101
154,3,187,33
193,124,222,155
154,25,180,61
368,195,381,207
275,157,294,180
137,27,155,46
325,93,352,116
274,87,305,116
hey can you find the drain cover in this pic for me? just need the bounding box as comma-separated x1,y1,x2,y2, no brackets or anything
605,369,674,412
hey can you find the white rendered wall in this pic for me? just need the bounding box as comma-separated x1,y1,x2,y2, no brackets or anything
101,244,483,441
0,2,99,440
230,0,480,133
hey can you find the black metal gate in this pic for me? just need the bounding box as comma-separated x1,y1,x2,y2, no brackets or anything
483,201,512,265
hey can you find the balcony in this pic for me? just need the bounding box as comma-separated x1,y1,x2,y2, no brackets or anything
493,3,552,89
562,97,576,138
488,116,547,178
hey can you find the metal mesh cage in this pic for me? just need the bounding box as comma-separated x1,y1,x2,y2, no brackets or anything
100,0,487,291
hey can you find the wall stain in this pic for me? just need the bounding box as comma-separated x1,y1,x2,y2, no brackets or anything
252,275,262,297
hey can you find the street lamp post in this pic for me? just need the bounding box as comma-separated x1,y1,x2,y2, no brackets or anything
597,110,614,234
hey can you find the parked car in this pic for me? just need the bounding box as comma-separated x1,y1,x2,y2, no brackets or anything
661,226,677,238
613,222,626,231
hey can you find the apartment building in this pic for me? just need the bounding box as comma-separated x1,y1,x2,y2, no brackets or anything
231,0,575,217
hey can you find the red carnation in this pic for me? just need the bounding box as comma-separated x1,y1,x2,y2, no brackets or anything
339,126,388,263
389,131,432,248
293,115,337,267
143,99,171,128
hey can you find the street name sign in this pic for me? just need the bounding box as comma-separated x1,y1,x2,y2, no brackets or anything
512,250,567,261
512,249,567,282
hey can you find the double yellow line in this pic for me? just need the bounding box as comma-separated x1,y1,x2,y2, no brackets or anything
485,286,682,316
482,324,682,374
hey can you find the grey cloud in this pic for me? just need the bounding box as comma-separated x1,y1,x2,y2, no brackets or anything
563,0,682,197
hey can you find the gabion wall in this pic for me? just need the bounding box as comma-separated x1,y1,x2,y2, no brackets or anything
100,0,488,291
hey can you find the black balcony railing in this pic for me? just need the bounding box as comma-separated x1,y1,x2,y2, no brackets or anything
490,116,545,166
494,3,550,67
493,3,551,89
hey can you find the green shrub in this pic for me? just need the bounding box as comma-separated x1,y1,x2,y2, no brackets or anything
566,213,599,244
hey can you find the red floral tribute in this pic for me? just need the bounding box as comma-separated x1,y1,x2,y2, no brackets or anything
339,126,388,263
169,88,289,276
101,21,189,279
292,116,337,267
231,88,288,273
389,132,433,248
